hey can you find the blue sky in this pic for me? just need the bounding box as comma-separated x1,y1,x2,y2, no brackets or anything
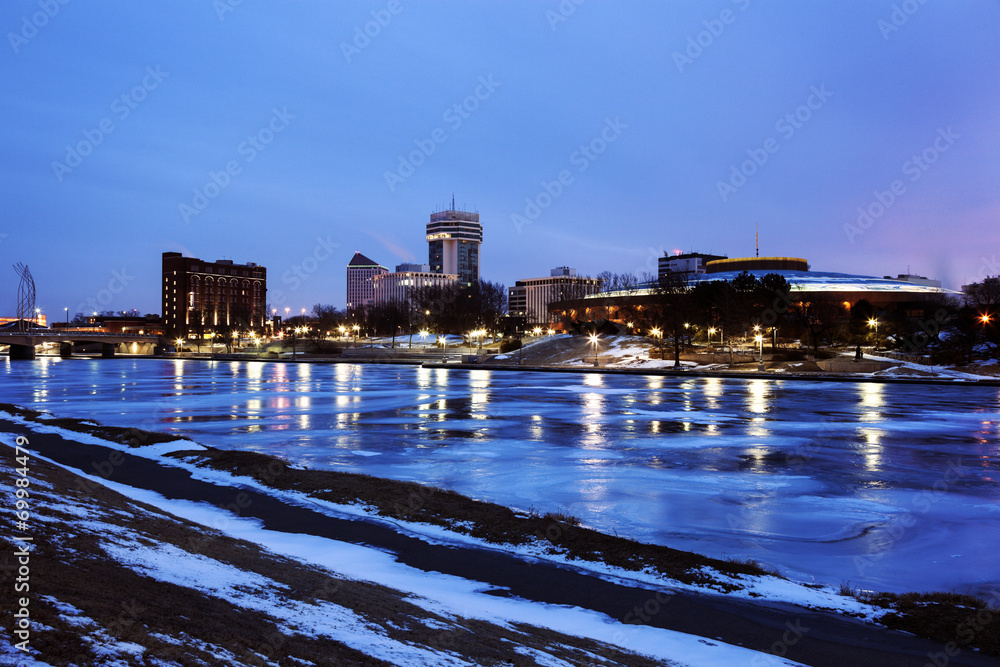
2,1,999,318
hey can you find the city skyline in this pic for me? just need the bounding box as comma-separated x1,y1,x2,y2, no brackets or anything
2,2,999,317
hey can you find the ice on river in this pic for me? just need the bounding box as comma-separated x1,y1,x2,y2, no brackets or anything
3,357,999,595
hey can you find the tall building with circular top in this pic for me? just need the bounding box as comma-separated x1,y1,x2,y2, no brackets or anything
426,206,482,287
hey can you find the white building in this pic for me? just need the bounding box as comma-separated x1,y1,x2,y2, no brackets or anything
508,267,602,326
346,252,388,309
657,252,727,279
373,264,458,307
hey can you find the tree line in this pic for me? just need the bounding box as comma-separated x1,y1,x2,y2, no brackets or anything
278,279,509,343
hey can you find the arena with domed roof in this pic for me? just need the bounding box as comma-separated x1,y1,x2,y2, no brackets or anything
549,252,959,326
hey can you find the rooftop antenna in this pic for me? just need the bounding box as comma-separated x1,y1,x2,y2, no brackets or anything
755,222,759,258
451,193,455,210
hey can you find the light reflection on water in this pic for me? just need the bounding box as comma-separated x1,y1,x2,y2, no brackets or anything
2,357,1000,594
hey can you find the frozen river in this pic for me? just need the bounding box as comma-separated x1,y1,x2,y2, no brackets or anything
3,357,999,596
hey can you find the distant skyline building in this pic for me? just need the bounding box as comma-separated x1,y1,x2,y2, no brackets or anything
885,273,942,288
658,252,728,279
346,251,387,310
162,252,267,337
509,267,601,326
372,264,458,308
427,202,482,286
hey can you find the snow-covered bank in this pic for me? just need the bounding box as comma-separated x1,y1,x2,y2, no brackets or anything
0,427,808,667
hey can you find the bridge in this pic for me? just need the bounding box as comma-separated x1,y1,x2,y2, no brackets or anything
0,331,160,359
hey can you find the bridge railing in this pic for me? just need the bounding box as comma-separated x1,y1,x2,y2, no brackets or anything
0,331,159,339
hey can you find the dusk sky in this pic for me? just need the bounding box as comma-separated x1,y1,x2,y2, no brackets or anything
2,1,999,319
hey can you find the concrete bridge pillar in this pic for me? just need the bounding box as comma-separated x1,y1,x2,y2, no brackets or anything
101,343,116,358
59,342,73,358
9,344,36,360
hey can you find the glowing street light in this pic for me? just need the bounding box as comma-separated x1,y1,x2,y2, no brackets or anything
589,333,599,366
532,326,542,336
980,314,992,325
868,318,879,351
755,334,764,370
175,338,184,356
708,327,716,345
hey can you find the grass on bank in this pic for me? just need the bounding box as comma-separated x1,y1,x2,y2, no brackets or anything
840,581,999,654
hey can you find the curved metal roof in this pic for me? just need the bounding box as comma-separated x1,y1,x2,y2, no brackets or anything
588,269,958,300
694,269,958,294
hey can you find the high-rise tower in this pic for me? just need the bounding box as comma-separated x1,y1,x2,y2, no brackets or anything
426,199,482,286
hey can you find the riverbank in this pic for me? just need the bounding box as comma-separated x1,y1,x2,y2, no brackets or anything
2,404,998,665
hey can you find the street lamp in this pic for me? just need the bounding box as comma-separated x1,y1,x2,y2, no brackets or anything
352,324,359,348
64,307,69,325
532,326,542,336
175,338,184,356
708,327,716,345
755,334,764,370
589,333,599,366
868,318,879,351
650,327,662,359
